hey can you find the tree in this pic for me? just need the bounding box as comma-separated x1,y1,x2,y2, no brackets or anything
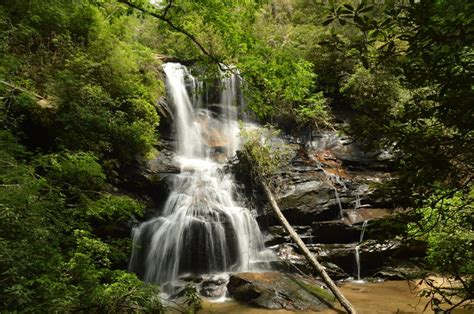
324,0,473,308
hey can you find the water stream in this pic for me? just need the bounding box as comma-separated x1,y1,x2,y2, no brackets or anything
354,220,368,283
129,63,272,291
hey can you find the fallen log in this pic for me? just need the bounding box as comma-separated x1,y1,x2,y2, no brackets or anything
261,181,357,314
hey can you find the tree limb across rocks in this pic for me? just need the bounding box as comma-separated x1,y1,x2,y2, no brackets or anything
260,182,357,313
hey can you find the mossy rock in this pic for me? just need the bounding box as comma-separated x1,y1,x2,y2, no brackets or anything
227,272,335,311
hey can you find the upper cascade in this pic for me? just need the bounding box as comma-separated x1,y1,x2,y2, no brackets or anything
164,62,245,162
129,63,272,291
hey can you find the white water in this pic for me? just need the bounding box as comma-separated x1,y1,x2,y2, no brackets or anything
129,63,272,291
354,220,369,283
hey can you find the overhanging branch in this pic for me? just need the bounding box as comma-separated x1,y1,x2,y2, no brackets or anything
117,0,230,72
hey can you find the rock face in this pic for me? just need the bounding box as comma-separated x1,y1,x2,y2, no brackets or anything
234,130,422,280
121,128,420,285
120,140,178,214
227,272,333,311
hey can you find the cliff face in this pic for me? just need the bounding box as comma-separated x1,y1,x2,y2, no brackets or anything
122,128,422,280
244,129,423,279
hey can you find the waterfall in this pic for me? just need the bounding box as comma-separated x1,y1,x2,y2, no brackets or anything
354,220,368,283
129,63,272,291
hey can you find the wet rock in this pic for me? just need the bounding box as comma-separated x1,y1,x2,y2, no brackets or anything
270,239,424,279
344,207,392,224
120,140,179,210
179,274,204,283
264,209,394,246
264,225,311,246
273,176,342,223
312,220,361,244
311,209,393,244
375,265,427,280
270,244,313,274
200,276,228,298
308,130,395,171
256,158,393,228
374,268,408,280
227,272,333,311
364,213,411,241
310,240,403,277
321,262,350,280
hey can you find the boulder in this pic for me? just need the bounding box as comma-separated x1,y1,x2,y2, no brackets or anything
227,272,334,311
200,274,229,298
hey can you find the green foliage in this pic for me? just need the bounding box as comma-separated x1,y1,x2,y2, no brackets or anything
41,152,106,189
86,194,144,222
239,125,293,185
0,133,162,312
253,1,473,307
408,188,473,307
1,0,472,311
294,92,332,129
182,284,202,314
409,189,474,276
1,0,163,166
122,0,328,125
340,65,408,146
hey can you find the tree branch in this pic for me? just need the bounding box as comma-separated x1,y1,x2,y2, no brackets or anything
260,182,357,313
0,80,44,100
117,0,230,72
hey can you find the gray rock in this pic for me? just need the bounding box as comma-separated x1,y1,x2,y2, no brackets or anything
270,239,425,279
200,274,229,298
120,141,179,210
227,272,333,311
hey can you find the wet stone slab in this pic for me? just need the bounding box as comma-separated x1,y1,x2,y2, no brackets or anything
227,272,335,311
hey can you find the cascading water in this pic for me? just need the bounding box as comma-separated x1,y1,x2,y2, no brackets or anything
354,220,368,283
129,63,272,291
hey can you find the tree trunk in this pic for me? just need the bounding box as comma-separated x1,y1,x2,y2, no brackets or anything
261,182,357,314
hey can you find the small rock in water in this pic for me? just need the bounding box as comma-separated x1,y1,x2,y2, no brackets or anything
200,283,227,298
200,274,229,298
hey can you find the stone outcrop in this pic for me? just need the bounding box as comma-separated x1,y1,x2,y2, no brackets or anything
122,128,420,284
227,272,334,311
236,130,422,280
120,140,178,213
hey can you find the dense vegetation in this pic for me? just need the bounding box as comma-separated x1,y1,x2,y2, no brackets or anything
1,0,472,312
0,0,180,311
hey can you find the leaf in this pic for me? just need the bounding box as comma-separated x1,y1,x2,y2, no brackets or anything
322,18,334,26
359,5,373,14
343,4,354,11
362,57,369,69
380,18,392,28
387,41,395,52
354,15,364,26
369,29,380,38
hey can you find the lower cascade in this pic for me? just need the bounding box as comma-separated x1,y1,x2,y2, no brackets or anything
129,63,272,290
